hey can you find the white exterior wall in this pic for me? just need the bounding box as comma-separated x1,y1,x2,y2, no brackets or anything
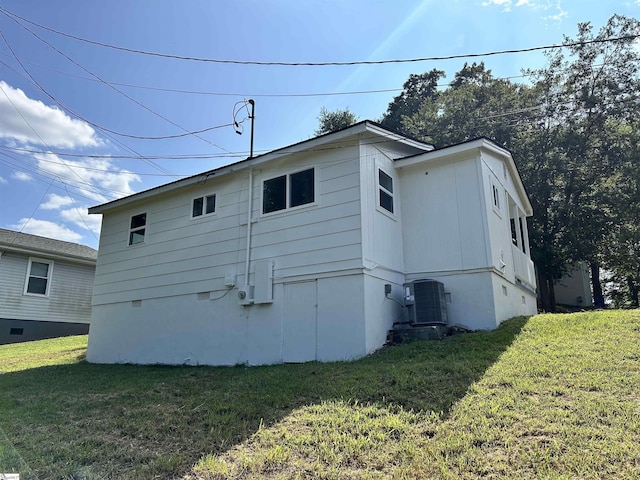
398,149,536,330
400,154,489,274
88,143,372,365
0,251,94,324
479,152,537,321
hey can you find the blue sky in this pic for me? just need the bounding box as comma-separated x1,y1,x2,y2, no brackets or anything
0,0,637,249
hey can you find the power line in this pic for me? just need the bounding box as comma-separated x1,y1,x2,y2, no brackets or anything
0,18,234,150
0,145,252,160
0,39,181,177
1,7,637,66
0,50,540,98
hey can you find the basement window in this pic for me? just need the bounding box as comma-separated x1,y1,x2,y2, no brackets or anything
378,169,394,214
24,258,53,296
192,194,216,218
129,213,147,245
10,328,23,335
263,168,315,214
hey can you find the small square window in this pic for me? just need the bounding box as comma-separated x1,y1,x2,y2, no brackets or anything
10,328,23,335
192,194,216,217
129,213,147,245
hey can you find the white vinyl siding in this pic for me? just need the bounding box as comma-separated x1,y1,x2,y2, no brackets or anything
92,147,363,306
0,252,94,324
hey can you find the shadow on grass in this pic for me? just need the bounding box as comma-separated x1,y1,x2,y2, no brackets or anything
0,317,527,479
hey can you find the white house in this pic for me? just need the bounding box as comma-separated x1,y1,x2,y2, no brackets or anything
0,228,97,344
86,121,536,366
555,262,593,308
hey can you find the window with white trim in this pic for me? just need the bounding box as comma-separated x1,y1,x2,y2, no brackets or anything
192,194,216,218
378,169,394,214
262,168,315,214
129,212,147,245
492,184,501,210
24,258,53,296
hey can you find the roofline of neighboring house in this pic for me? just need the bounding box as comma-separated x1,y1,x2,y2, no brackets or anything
0,243,97,266
88,120,434,215
395,137,533,216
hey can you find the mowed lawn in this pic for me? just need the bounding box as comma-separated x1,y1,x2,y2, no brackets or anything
0,311,638,479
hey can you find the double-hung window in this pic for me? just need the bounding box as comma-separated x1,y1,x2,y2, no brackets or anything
192,194,216,218
263,168,315,214
378,169,394,214
129,213,147,245
24,258,52,296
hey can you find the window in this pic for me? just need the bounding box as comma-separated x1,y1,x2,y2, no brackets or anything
263,168,315,214
192,194,216,218
129,213,147,245
25,258,52,296
378,169,394,214
492,184,501,210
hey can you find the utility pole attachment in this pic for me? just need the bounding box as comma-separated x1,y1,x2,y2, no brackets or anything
248,99,255,159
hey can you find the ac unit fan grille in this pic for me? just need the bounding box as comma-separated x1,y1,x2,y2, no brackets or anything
413,280,448,325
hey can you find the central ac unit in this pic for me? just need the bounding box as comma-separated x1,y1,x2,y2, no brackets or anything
404,279,448,325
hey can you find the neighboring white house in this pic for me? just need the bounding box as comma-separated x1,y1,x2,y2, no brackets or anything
555,262,593,307
0,228,97,344
86,121,537,366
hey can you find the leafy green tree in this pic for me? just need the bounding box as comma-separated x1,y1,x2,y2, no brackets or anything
315,107,358,135
380,69,444,134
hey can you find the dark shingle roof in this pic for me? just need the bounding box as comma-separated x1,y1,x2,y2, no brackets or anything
0,228,97,262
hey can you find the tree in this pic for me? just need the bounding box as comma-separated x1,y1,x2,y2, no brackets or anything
380,69,445,134
315,107,358,135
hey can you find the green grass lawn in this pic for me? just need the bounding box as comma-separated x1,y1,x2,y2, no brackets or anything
1,310,639,479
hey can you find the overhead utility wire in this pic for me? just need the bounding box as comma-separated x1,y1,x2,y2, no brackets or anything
0,50,540,98
1,8,637,66
0,145,250,160
0,15,233,150
0,75,107,200
0,44,178,177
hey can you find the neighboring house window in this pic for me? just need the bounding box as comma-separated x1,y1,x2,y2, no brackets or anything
129,213,147,245
24,258,53,296
192,194,216,218
378,169,394,214
263,168,315,214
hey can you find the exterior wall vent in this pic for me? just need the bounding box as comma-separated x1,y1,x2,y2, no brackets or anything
403,279,448,325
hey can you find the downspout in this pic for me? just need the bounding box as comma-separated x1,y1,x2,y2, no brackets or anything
244,167,253,285
243,100,256,289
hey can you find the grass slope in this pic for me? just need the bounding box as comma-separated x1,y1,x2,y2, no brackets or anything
0,311,638,479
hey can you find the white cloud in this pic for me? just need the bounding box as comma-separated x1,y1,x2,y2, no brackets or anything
33,152,141,202
0,81,99,149
481,0,566,19
12,171,33,182
10,218,83,243
60,207,102,235
0,176,7,184
41,193,75,210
